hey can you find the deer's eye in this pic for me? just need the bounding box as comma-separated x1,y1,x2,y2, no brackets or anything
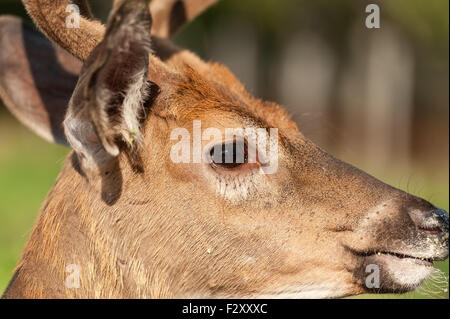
210,140,248,169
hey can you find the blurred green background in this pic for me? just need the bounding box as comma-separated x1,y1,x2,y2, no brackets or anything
0,0,448,298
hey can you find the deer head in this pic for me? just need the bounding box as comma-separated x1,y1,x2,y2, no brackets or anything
0,0,448,298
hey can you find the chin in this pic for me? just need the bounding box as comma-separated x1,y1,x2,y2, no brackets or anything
361,252,435,293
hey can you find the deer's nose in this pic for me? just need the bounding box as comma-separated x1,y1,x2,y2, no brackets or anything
409,207,449,236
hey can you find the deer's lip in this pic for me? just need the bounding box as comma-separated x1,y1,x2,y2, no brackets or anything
347,247,437,292
346,247,437,266
363,251,434,267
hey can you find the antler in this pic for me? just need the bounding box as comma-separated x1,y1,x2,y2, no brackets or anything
22,0,219,61
22,0,105,61
115,0,220,37
150,0,218,38
75,0,94,18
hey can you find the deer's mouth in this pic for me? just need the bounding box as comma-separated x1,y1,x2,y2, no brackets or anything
346,246,439,293
354,250,435,267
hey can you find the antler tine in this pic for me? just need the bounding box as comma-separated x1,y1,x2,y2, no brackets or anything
150,0,219,38
22,0,105,61
112,0,122,8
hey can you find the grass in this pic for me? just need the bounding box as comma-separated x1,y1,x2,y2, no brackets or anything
0,111,448,298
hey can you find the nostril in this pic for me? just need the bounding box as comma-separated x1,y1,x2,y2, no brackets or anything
414,208,449,236
418,225,443,235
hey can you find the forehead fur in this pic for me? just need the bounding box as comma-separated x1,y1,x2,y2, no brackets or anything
156,62,299,135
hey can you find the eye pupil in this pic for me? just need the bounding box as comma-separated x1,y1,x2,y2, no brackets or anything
210,140,248,169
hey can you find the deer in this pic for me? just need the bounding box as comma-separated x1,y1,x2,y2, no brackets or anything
0,0,448,299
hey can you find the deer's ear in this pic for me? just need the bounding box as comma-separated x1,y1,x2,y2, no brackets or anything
0,16,81,146
64,0,153,171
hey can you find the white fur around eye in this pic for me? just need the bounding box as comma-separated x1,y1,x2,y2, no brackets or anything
214,170,260,201
204,129,276,201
